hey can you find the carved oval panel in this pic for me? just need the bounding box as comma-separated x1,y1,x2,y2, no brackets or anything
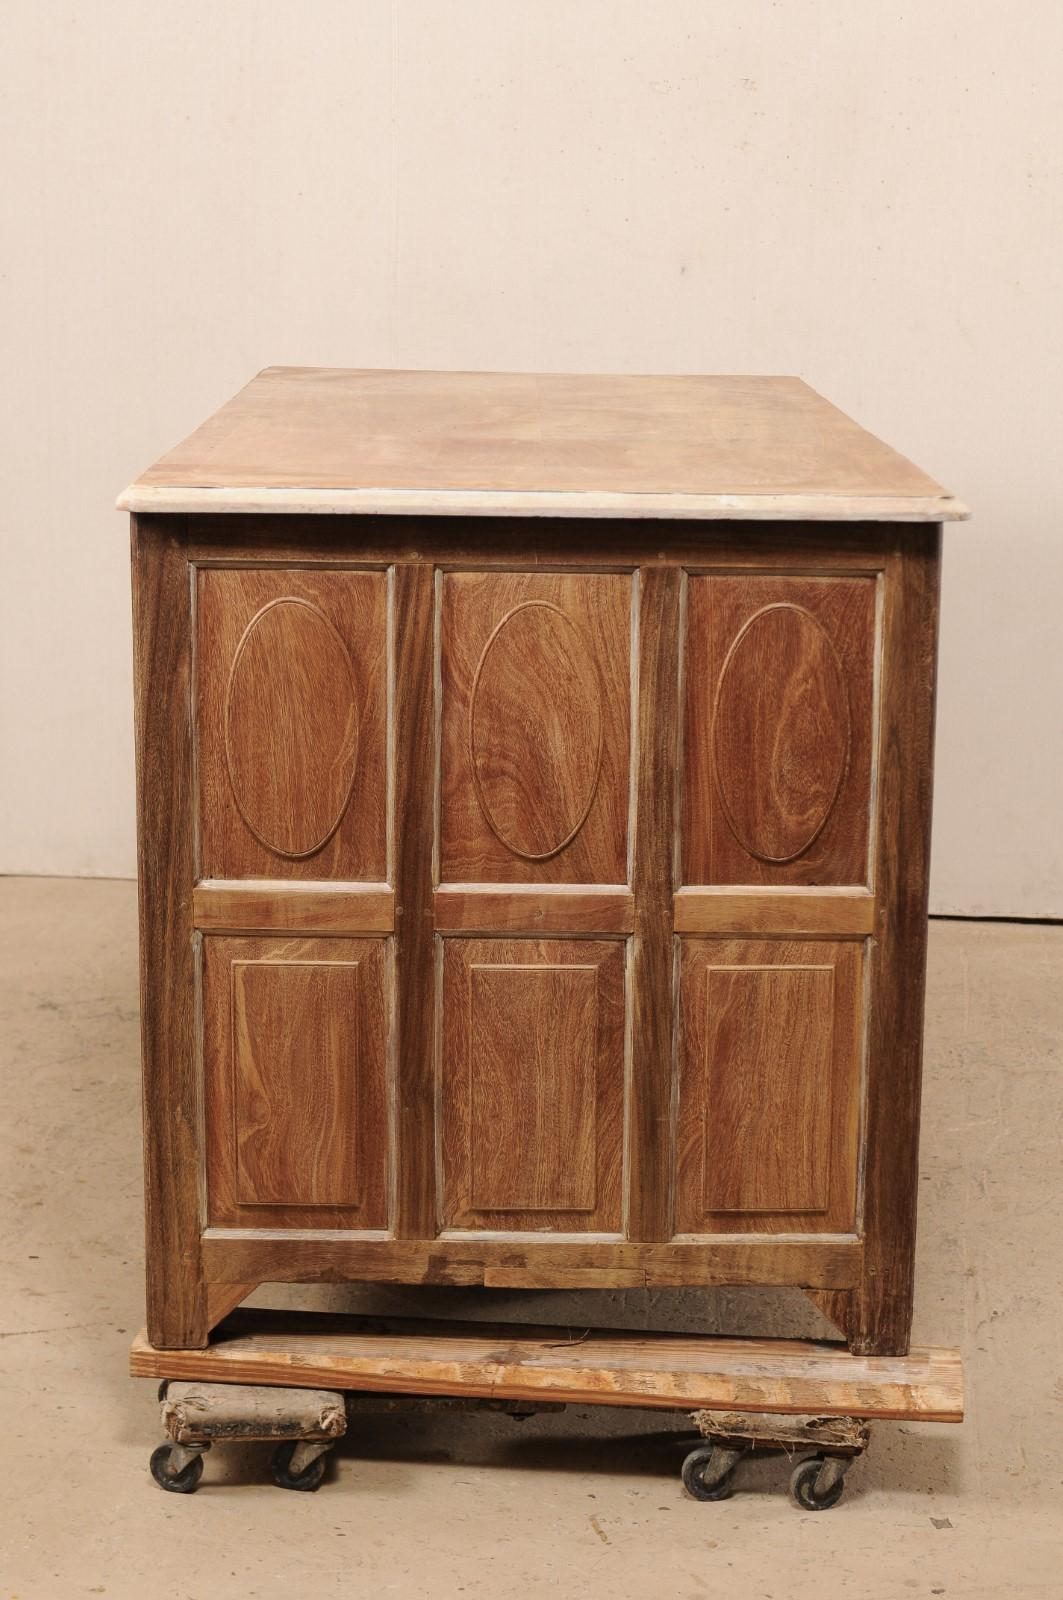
470,601,603,861
225,598,359,858
712,603,850,863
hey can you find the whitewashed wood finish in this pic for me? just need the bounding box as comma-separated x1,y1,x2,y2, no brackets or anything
118,367,967,522
119,483,967,520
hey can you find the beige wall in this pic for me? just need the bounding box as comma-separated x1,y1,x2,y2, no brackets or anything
2,1,1060,914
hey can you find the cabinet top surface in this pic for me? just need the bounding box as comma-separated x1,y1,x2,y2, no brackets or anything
118,366,966,523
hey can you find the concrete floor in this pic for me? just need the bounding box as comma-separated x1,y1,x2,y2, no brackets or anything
0,878,1060,1598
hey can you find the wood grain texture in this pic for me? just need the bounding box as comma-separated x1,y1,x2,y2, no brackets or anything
129,489,946,1354
126,484,967,522
203,936,389,1228
392,563,437,1239
131,515,206,1348
482,1267,647,1289
674,889,874,937
683,575,877,887
440,571,631,883
627,566,681,1241
433,885,634,935
805,1289,852,1339
441,939,625,1231
232,960,364,1207
676,939,862,1234
193,881,394,935
201,1233,862,1290
130,1310,964,1424
205,1283,259,1332
852,528,942,1355
703,965,834,1213
119,368,965,522
468,965,598,1212
196,567,387,881
185,517,911,571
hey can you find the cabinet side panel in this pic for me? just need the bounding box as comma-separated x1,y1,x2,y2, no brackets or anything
131,515,206,1347
852,528,942,1355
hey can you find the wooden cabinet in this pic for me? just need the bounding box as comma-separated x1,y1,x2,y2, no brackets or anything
123,368,965,1356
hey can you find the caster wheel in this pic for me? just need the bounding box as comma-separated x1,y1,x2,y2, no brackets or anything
790,1455,846,1511
271,1441,328,1492
150,1444,204,1494
681,1445,739,1502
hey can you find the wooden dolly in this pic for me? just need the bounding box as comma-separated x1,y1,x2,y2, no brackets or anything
131,1311,963,1509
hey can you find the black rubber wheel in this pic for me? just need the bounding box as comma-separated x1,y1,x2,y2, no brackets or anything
271,1441,328,1492
790,1455,846,1511
681,1445,739,1502
150,1443,204,1494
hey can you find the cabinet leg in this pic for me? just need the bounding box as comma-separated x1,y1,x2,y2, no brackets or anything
146,1278,212,1351
847,1281,913,1356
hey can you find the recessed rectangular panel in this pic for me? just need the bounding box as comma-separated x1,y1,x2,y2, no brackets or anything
468,966,598,1212
233,960,363,1207
701,966,833,1213
442,939,625,1231
196,568,388,881
676,939,862,1234
682,575,876,887
440,572,632,884
203,935,389,1228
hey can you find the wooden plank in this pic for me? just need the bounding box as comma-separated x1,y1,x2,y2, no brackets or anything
851,528,942,1355
434,885,634,935
200,1233,862,1290
392,563,437,1238
130,1310,964,1423
118,368,966,522
194,881,394,935
674,889,874,937
627,566,681,1241
131,515,207,1349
